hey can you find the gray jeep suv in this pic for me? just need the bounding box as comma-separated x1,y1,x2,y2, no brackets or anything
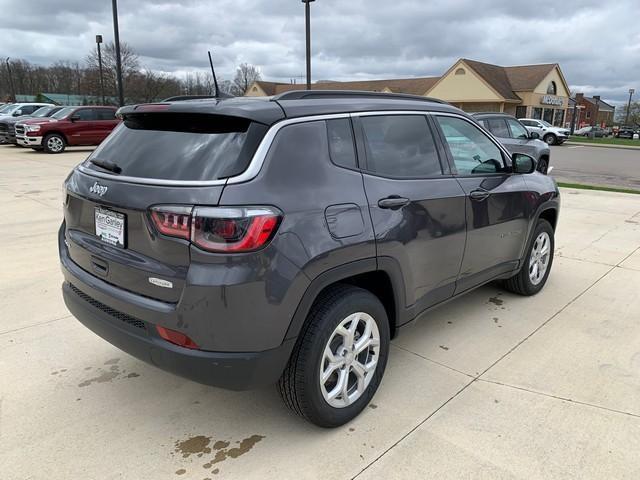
473,112,551,174
60,91,560,427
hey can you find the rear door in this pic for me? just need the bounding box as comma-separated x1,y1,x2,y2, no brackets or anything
433,114,531,293
354,113,467,312
93,108,119,142
63,113,265,302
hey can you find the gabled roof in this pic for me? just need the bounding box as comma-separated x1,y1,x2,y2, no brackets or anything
250,77,440,97
461,59,521,101
502,63,557,91
581,96,615,111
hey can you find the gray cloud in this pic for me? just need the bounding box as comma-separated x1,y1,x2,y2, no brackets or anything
2,0,638,104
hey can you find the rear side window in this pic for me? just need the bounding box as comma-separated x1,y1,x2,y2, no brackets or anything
506,118,530,139
95,109,116,120
75,109,96,121
326,118,356,169
85,113,267,181
360,115,442,177
485,118,510,138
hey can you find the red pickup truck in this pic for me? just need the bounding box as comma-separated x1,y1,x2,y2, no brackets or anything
16,106,120,153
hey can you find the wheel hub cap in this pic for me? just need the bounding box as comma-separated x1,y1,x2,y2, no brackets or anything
529,231,551,285
320,312,380,408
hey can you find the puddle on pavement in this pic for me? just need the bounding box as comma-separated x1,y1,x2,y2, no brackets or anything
488,296,504,306
49,357,141,387
173,433,265,477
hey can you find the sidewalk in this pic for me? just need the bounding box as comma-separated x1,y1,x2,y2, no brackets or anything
565,140,640,151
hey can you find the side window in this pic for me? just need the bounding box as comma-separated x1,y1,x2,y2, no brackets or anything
436,116,506,175
22,106,37,114
520,120,535,127
326,118,357,169
75,109,96,121
360,115,442,177
96,109,117,120
506,119,530,139
485,118,510,138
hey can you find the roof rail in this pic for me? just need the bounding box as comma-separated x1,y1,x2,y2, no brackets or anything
162,95,220,102
271,90,448,105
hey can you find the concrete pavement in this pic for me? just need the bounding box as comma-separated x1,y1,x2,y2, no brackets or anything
1,145,639,480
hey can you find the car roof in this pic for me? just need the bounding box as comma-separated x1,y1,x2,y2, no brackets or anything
118,90,467,126
471,112,518,119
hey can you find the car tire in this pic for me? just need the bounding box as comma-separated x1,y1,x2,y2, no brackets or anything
543,133,557,145
537,157,549,174
43,133,66,154
503,218,554,296
278,284,390,428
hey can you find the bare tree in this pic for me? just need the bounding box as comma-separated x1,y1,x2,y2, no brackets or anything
232,63,261,96
618,101,640,127
86,41,140,100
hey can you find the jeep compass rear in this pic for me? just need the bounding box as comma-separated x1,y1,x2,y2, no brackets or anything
61,92,559,427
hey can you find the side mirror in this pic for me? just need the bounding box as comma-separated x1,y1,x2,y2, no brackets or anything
512,153,536,174
70,114,81,122
529,131,540,140
13,110,22,116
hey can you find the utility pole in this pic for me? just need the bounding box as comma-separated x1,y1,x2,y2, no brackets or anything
592,95,600,128
624,88,635,126
5,57,16,102
111,0,125,106
302,0,315,90
96,35,106,105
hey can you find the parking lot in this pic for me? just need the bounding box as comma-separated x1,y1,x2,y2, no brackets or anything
1,145,639,479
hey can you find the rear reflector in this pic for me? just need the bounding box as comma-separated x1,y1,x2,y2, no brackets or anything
150,205,282,253
156,326,199,349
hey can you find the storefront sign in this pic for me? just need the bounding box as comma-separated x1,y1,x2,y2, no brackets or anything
541,95,564,106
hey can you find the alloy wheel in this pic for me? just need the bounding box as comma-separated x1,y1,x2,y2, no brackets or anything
529,232,551,285
320,312,380,408
47,137,64,152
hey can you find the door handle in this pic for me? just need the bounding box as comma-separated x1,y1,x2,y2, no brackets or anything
469,189,491,201
378,196,410,210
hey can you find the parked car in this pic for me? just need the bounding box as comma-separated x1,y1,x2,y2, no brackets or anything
616,126,639,139
0,103,54,144
574,126,607,137
472,113,551,173
0,106,65,145
60,91,560,427
518,118,571,145
16,106,119,153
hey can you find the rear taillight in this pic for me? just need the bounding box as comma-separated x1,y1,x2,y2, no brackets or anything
150,206,192,240
150,205,281,253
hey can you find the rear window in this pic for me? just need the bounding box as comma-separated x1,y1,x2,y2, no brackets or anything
85,113,267,181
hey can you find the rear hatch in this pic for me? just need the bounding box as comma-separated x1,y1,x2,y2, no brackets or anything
63,110,269,303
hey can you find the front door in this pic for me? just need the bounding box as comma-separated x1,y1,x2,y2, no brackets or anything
70,108,100,144
355,113,467,313
433,114,530,293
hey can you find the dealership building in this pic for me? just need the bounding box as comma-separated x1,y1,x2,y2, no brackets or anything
247,58,571,126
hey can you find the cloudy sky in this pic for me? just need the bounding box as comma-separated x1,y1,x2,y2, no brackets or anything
2,0,638,104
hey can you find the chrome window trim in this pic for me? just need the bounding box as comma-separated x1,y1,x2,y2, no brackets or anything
76,112,351,187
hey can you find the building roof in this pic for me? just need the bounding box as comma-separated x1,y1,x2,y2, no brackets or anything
581,96,615,111
253,76,440,97
503,63,557,91
461,59,522,100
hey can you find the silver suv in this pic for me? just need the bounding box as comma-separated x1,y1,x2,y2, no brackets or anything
519,118,571,145
472,113,551,174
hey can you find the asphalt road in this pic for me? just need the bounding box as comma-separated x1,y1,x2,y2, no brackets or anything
550,144,640,190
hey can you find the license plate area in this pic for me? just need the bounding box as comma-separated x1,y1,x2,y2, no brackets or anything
94,207,126,248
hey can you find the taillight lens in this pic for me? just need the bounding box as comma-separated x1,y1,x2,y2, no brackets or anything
192,207,281,253
149,205,281,253
150,206,192,240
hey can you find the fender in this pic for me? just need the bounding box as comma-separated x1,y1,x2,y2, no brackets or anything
283,257,408,341
518,195,560,263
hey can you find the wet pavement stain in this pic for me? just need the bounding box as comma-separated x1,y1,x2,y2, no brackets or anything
368,403,378,409
493,317,499,323
78,369,121,387
175,435,212,458
439,345,449,351
488,296,504,306
349,427,355,432
175,469,186,475
77,361,141,388
126,373,140,378
104,358,120,365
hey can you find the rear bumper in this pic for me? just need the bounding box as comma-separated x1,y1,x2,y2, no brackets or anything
17,135,42,147
59,226,296,391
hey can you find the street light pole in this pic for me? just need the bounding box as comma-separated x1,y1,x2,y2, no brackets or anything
96,35,106,105
111,0,125,106
302,0,315,90
624,88,635,126
592,95,600,128
5,57,16,102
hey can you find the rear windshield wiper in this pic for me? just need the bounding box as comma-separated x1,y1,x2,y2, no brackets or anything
90,158,122,174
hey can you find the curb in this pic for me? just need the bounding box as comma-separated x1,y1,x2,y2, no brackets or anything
565,141,640,151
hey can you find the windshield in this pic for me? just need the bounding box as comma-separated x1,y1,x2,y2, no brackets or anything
85,113,267,181
540,120,552,127
0,104,14,114
0,104,20,115
32,107,55,117
51,107,74,119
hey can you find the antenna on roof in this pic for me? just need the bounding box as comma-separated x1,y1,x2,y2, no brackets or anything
207,51,233,98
